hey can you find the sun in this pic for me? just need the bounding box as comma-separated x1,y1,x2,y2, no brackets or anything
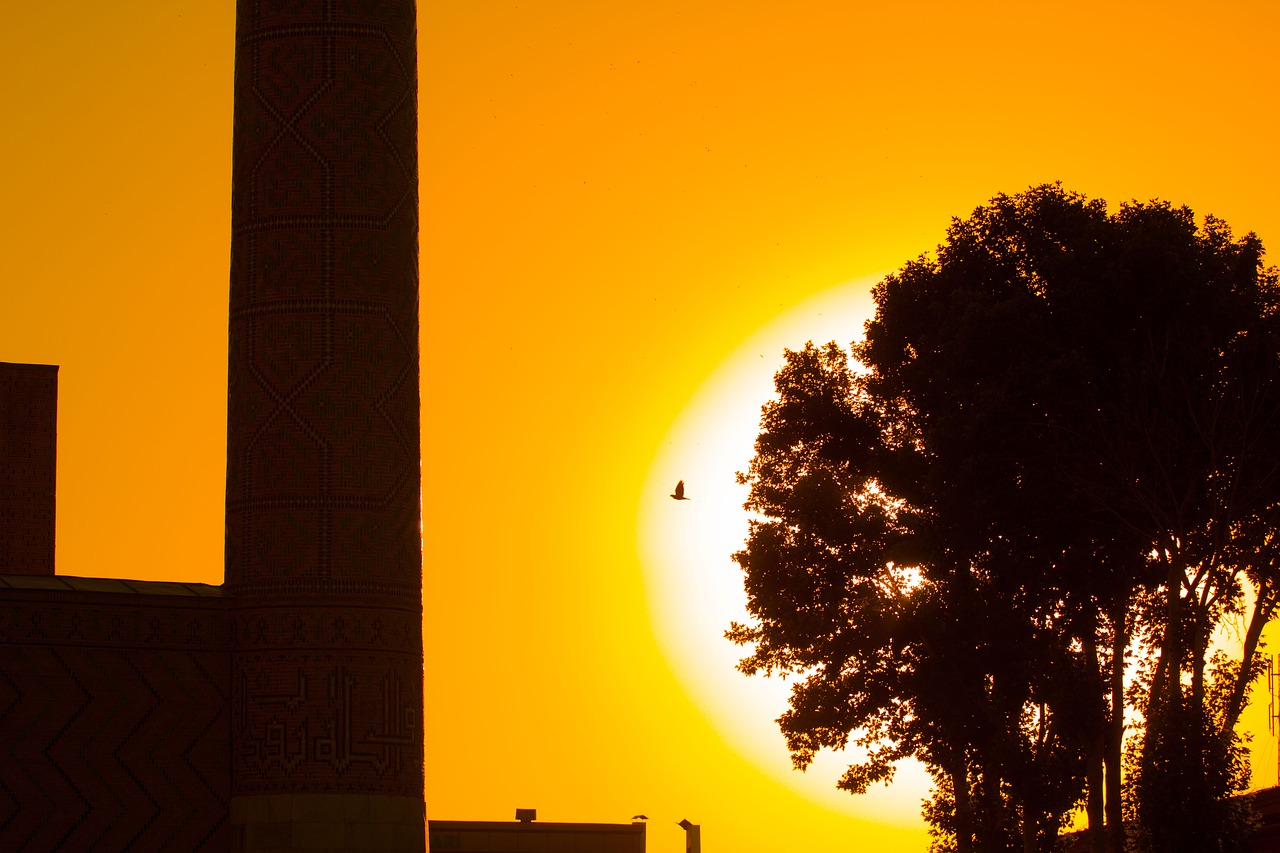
638,275,931,825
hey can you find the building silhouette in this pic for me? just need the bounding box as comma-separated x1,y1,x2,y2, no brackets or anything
0,2,424,851
0,363,57,575
428,815,647,853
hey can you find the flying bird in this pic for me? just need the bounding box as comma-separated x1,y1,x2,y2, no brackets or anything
670,480,690,501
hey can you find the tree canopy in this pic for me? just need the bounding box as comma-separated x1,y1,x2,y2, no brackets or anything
731,184,1280,853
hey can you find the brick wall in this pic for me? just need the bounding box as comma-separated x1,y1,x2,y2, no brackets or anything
0,363,57,574
0,577,232,851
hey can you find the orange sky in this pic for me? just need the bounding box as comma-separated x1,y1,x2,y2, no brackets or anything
3,2,1280,851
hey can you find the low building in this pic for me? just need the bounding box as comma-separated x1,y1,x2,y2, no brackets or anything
429,816,646,853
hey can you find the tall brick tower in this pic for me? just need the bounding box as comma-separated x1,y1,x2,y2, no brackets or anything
225,0,424,848
0,3,424,850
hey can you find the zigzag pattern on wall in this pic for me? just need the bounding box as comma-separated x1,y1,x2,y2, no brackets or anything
0,590,232,851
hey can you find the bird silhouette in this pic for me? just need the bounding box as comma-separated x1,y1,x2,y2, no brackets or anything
670,480,690,500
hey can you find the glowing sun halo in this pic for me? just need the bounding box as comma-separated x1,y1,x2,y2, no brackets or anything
639,276,931,825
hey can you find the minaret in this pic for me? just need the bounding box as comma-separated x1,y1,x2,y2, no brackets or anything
224,2,424,850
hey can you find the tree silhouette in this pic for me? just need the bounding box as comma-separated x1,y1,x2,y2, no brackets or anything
732,184,1280,853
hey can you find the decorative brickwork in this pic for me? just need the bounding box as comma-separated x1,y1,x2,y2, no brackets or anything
0,583,232,851
226,0,424,810
0,578,232,649
232,649,421,789
224,0,421,594
0,363,58,575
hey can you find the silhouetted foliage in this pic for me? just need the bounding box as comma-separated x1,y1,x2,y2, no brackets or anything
732,184,1280,853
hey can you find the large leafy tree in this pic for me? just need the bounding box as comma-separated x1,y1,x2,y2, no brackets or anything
732,185,1280,853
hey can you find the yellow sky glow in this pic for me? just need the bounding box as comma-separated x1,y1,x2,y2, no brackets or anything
2,2,1279,851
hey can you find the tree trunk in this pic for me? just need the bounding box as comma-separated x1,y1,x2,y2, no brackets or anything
1222,581,1276,734
1191,604,1207,717
1106,601,1126,853
1084,736,1106,853
953,759,974,853
1082,626,1106,853
1145,549,1186,762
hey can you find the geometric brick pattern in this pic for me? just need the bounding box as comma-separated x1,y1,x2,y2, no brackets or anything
225,0,420,596
0,584,232,851
0,362,58,575
226,0,424,801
